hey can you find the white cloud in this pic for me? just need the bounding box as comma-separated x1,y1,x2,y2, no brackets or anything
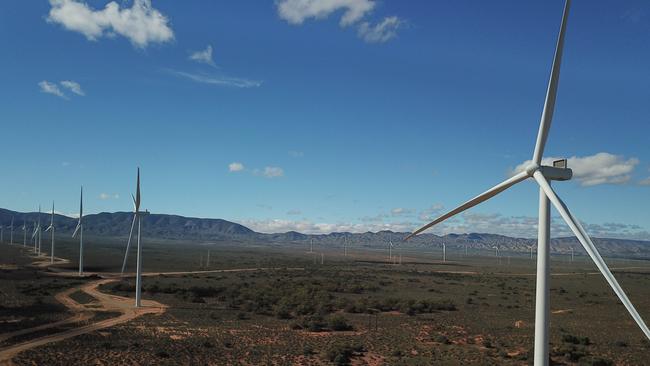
276,0,403,43
640,173,650,186
39,81,67,99
358,16,402,43
276,0,375,26
60,80,85,96
512,152,639,186
46,0,174,48
228,162,245,172
189,45,216,67
166,69,262,88
287,209,302,215
391,207,414,216
263,166,284,178
99,193,119,200
240,209,644,240
242,218,415,235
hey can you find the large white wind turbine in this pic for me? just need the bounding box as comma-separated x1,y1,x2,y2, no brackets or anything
404,1,650,364
45,202,55,264
121,168,147,307
72,187,84,276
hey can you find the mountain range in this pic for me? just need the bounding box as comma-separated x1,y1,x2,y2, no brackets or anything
1,208,649,259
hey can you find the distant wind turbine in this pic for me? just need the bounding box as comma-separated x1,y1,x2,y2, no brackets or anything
37,205,42,255
388,236,394,262
22,219,26,247
45,202,55,264
404,1,650,363
9,216,14,245
72,187,84,276
442,242,446,262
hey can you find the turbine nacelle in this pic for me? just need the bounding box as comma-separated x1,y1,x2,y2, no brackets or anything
525,159,572,181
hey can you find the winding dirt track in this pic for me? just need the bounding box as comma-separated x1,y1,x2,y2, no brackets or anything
0,249,303,365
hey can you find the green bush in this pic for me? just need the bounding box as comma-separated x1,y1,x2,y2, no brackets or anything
328,314,353,331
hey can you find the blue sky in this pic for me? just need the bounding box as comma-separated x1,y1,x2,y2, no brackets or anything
1,0,649,239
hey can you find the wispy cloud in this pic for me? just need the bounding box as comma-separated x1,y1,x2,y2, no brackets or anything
358,16,403,43
511,152,639,186
287,209,302,215
99,193,119,200
262,166,284,178
276,0,404,43
277,0,375,26
640,169,650,186
621,9,644,23
189,45,216,67
60,80,85,96
228,162,245,172
46,0,174,48
39,81,67,99
288,150,304,158
166,69,262,88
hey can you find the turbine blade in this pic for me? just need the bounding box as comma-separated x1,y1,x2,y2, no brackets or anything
405,171,529,240
72,223,80,238
532,0,571,164
533,171,650,340
121,214,137,274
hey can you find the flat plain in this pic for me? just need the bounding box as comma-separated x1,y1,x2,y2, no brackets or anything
1,238,649,365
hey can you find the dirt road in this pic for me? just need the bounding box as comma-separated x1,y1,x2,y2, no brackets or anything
0,278,165,365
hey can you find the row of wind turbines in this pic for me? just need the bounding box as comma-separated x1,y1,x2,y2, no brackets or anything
3,169,147,308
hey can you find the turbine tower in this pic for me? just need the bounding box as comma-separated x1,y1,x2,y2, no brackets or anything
22,219,26,247
442,242,446,262
9,217,14,245
121,168,147,307
72,187,84,276
388,235,394,262
404,1,650,363
36,206,42,255
45,202,55,264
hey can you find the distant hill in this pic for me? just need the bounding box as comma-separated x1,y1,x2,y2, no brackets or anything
1,208,649,258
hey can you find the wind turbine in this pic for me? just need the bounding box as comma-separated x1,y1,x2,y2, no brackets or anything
72,187,83,276
309,237,314,253
570,247,574,263
121,168,147,307
31,221,37,251
404,1,650,363
9,217,14,245
529,245,535,260
37,206,42,255
22,219,26,247
388,236,394,262
45,202,55,264
442,242,446,262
